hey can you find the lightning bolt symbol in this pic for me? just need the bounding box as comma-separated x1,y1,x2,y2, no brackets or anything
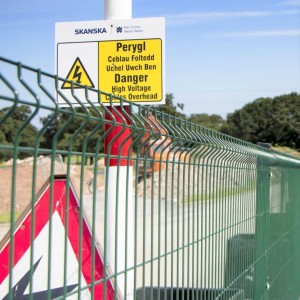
2,256,78,299
72,65,82,83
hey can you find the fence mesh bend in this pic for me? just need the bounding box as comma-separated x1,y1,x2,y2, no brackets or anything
1,56,300,299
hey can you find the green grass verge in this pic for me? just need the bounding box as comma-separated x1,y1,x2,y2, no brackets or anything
273,146,300,159
184,180,256,203
0,212,21,224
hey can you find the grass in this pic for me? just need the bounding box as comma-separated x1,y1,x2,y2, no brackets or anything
273,146,300,159
0,212,21,224
184,179,256,203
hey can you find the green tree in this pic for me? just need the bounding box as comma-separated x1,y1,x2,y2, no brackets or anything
40,107,105,156
148,93,186,118
222,97,273,142
0,105,38,161
188,113,225,131
222,93,300,148
269,93,300,148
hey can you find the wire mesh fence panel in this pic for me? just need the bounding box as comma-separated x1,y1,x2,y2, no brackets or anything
1,57,300,299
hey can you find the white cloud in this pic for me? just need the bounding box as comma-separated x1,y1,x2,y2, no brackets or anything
208,30,300,38
166,10,300,26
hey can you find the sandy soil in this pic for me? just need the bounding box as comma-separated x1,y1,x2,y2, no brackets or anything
0,156,101,215
0,154,219,220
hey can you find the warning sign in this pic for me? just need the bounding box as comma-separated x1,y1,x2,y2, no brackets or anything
55,17,165,106
0,176,117,299
99,39,162,103
61,57,95,89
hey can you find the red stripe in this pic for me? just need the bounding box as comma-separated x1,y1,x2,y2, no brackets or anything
105,106,133,167
0,178,115,298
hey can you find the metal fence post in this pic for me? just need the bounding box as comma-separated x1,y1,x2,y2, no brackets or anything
289,169,300,299
254,143,271,299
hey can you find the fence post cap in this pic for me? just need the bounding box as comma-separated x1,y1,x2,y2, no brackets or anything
257,142,272,149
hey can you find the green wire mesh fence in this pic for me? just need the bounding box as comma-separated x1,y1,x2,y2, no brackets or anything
1,56,300,299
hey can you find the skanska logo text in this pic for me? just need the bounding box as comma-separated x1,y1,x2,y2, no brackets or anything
75,28,107,35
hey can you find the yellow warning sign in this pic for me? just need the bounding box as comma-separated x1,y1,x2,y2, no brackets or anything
61,57,95,89
98,38,162,103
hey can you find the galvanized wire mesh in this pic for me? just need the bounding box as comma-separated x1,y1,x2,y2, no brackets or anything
1,56,300,299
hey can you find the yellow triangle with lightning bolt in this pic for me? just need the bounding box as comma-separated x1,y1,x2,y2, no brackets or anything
61,57,95,89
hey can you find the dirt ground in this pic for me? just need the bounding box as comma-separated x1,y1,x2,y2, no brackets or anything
0,156,103,215
0,155,201,216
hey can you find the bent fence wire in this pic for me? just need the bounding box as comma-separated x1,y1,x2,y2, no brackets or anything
1,56,300,300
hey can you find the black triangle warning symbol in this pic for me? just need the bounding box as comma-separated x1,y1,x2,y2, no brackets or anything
61,57,95,89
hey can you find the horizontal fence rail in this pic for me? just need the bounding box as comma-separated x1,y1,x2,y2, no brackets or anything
1,56,300,299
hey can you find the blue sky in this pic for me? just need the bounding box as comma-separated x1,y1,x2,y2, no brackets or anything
0,0,299,117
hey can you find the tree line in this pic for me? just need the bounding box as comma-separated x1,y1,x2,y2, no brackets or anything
152,92,300,149
1,92,299,161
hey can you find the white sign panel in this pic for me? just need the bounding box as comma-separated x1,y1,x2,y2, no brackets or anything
0,177,116,299
55,17,165,106
0,212,90,299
